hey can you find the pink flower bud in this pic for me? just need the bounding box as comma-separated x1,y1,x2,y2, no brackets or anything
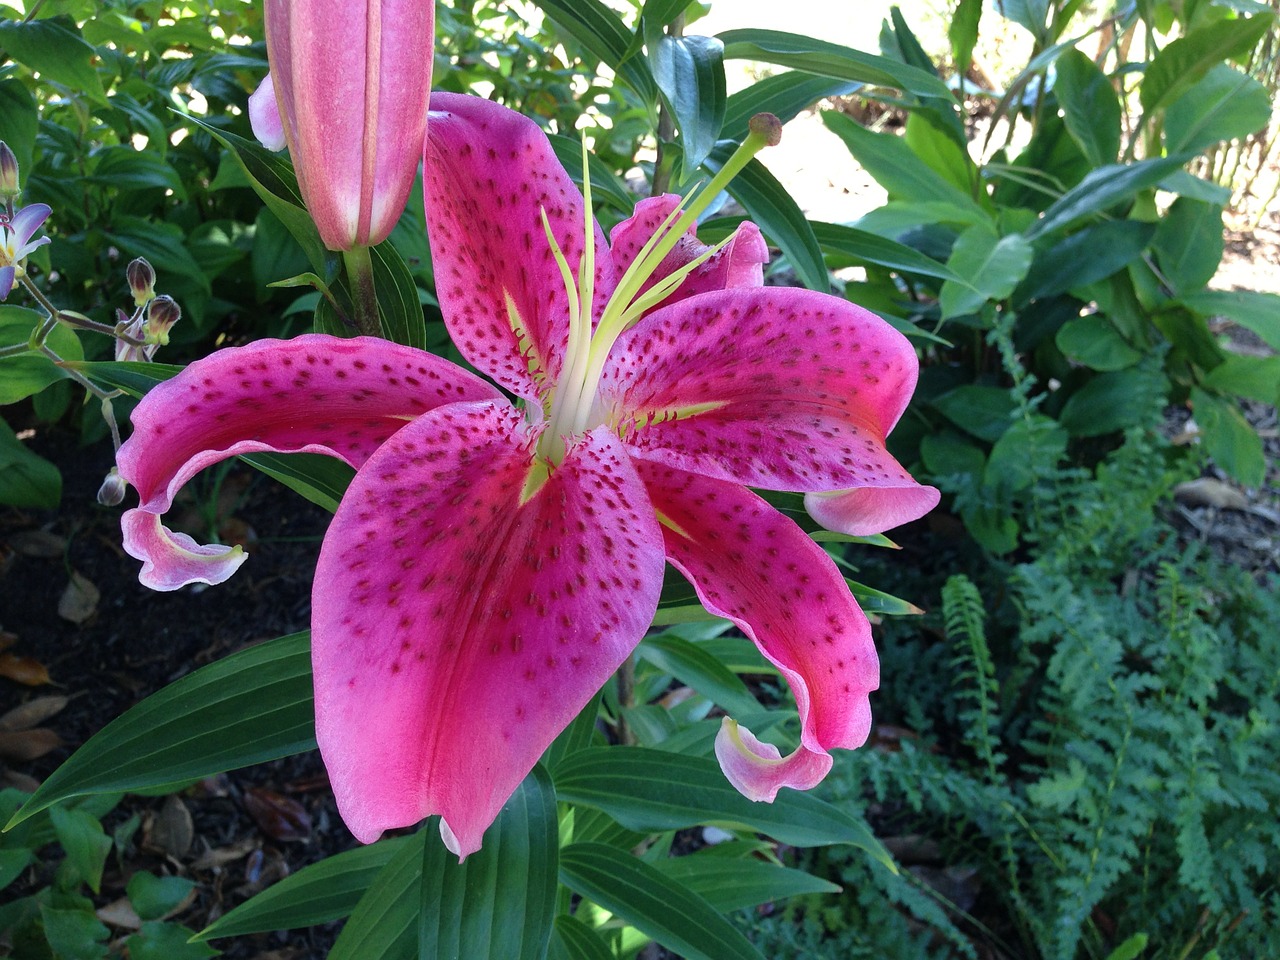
261,0,434,251
0,141,18,199
126,258,156,307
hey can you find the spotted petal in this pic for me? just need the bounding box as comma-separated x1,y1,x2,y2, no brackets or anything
117,335,500,590
423,92,615,402
637,461,877,800
603,287,938,529
312,400,664,856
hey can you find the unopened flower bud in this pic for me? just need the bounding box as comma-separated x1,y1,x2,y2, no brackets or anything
0,141,19,199
126,258,156,307
145,295,181,344
97,468,127,507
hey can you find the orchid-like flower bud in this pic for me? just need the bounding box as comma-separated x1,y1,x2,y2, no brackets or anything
252,0,434,251
97,468,127,507
126,258,156,307
145,295,180,345
0,141,19,200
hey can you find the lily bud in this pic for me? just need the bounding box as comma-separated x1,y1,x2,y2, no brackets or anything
256,0,434,251
145,295,181,345
0,141,18,199
126,258,156,307
98,468,127,507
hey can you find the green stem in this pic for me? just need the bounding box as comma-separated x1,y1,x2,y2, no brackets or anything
342,244,381,337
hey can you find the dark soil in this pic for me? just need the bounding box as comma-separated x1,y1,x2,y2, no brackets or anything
0,402,348,959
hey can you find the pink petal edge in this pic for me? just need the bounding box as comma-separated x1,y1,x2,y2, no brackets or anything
714,718,833,802
806,483,942,537
248,73,287,151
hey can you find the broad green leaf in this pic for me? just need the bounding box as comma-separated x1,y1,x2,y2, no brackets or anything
549,915,614,960
723,73,858,143
1016,219,1156,304
949,0,983,76
8,633,315,827
529,0,657,100
553,747,893,866
702,147,827,291
984,415,1068,492
1165,64,1273,154
0,416,60,509
1054,49,1121,167
126,872,197,921
560,843,763,960
125,923,217,960
1058,367,1168,437
932,385,1018,442
370,241,427,349
651,34,725,173
904,114,977,199
198,839,409,940
1139,13,1275,117
543,692,604,772
418,765,558,960
0,79,37,186
328,832,423,960
846,579,924,616
1158,169,1232,205
811,221,961,282
637,634,758,716
88,145,187,199
39,904,110,960
654,849,840,912
0,16,106,104
1178,290,1280,350
0,306,84,404
999,0,1050,40
239,452,354,514
60,360,181,398
1191,387,1265,486
939,223,1034,318
719,28,955,102
104,219,210,296
1056,315,1144,371
1105,933,1150,960
921,430,986,479
1152,198,1223,295
1025,154,1194,240
822,111,984,216
549,135,637,213
49,808,112,894
1202,354,1280,405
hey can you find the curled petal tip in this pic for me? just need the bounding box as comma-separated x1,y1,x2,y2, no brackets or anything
714,717,834,803
122,509,247,591
248,73,287,152
806,483,941,537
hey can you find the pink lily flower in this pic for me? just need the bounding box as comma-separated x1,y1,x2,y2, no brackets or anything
116,93,937,858
0,202,52,300
248,0,434,250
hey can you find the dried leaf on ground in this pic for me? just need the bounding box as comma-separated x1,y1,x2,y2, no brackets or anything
96,898,143,931
1175,478,1250,510
7,529,67,558
58,570,101,624
243,787,312,842
0,727,62,762
146,795,195,859
0,694,69,731
190,836,257,871
0,652,51,686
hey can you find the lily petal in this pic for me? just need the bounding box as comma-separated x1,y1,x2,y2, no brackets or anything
423,92,616,402
636,461,877,801
10,203,51,246
312,400,664,856
248,73,287,151
609,194,768,306
117,335,500,590
604,288,928,500
805,483,941,536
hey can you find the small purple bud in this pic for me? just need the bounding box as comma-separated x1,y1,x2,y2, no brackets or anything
97,468,127,507
145,295,181,344
0,141,19,199
126,258,156,307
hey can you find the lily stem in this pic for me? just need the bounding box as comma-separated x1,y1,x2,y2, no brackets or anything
342,244,382,337
616,655,636,746
650,15,684,198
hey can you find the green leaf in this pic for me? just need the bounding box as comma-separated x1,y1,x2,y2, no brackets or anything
370,241,428,349
1165,64,1273,154
949,0,983,75
637,634,758,716
1016,219,1157,304
418,765,558,960
560,843,763,960
0,306,84,404
654,848,840,912
549,135,637,213
197,839,409,940
932,385,1018,442
651,34,725,173
1152,198,1223,295
104,219,210,296
1025,154,1194,240
1054,49,1121,167
60,360,181,398
326,833,423,960
719,28,955,102
1202,354,1280,405
1056,315,1144,371
553,747,893,866
0,16,106,104
0,79,38,186
0,416,60,509
1191,387,1265,486
939,223,1034,318
702,147,827,292
723,73,858,143
1178,290,1280,350
1104,933,1150,960
984,415,1068,492
811,221,961,282
238,452,354,514
1058,367,1168,437
125,922,217,960
549,914,614,960
49,807,112,894
126,872,196,921
1139,13,1275,117
529,0,657,100
39,904,110,960
88,145,187,199
8,633,315,828
822,110,984,216
846,579,925,616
